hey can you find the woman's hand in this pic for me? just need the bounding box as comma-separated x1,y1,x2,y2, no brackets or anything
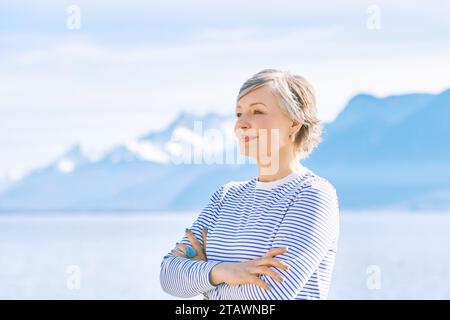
170,227,208,261
209,247,290,291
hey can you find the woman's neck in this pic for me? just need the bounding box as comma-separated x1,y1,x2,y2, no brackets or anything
256,153,302,183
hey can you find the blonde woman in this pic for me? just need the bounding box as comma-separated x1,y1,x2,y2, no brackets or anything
160,69,340,300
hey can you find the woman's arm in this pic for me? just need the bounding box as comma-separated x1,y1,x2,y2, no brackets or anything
159,184,226,298
160,255,225,298
206,179,340,300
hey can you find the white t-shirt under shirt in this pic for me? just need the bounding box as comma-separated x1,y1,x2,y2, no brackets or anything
255,165,309,190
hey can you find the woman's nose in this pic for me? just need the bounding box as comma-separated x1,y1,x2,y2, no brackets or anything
236,122,249,131
236,115,251,130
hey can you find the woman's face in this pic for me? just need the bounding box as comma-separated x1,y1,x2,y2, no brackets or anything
234,85,296,161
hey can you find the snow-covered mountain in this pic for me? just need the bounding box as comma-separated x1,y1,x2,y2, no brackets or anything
1,89,449,212
0,111,252,212
51,144,91,173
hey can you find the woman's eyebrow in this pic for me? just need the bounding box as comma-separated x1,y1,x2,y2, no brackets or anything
236,102,268,110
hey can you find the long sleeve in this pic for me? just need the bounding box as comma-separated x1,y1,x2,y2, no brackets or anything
159,184,227,298
205,178,339,300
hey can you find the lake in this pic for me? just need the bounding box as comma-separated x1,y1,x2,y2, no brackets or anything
0,211,449,299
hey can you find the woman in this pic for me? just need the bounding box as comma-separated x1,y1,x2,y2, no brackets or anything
159,69,340,300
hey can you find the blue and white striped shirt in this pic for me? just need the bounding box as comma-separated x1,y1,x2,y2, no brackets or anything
160,164,340,300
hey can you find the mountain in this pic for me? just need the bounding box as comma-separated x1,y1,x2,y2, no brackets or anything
0,111,252,212
304,89,450,209
0,89,449,212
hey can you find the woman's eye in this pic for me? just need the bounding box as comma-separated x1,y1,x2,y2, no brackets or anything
236,110,262,118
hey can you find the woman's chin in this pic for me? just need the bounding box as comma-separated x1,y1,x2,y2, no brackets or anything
239,149,271,162
239,148,255,159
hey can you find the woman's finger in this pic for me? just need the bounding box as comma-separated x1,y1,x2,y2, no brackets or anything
171,249,184,257
176,242,187,252
250,276,270,291
202,226,208,255
251,266,284,283
257,257,290,271
185,228,203,253
262,247,288,258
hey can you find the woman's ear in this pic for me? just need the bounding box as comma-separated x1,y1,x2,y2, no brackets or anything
290,119,302,137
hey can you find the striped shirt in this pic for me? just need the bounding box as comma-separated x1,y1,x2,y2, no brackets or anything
159,164,340,300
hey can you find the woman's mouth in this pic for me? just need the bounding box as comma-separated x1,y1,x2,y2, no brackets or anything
239,135,257,143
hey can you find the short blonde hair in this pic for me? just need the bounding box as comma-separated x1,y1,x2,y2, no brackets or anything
237,68,323,160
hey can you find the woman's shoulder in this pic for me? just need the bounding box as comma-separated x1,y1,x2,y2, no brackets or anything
293,167,340,212
297,167,337,194
208,178,254,202
220,178,255,194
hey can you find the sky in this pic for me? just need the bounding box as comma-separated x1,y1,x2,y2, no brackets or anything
1,0,449,184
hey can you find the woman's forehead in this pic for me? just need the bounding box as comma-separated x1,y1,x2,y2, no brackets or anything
237,86,277,108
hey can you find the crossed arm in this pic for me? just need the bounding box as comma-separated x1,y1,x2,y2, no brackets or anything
159,180,339,299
